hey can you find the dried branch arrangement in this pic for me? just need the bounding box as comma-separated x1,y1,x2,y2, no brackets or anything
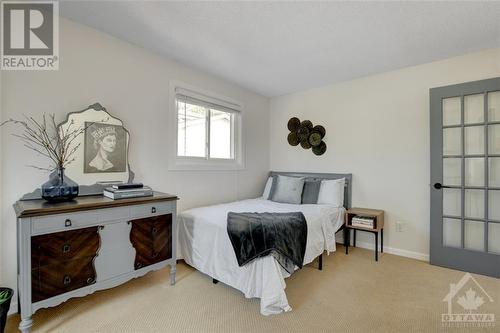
0,114,92,172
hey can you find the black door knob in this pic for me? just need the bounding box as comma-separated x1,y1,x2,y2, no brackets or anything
434,183,443,190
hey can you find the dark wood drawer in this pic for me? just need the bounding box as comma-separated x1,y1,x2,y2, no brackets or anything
130,214,172,270
31,226,100,269
31,257,96,302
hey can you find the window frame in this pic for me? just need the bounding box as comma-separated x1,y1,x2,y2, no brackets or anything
168,81,244,170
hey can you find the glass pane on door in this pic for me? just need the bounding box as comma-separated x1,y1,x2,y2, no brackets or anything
464,94,484,124
443,128,462,156
465,158,485,186
489,158,500,187
443,158,461,186
464,221,484,251
488,91,500,122
443,97,461,126
489,190,500,221
488,223,500,254
443,188,461,216
443,218,461,248
465,126,484,155
465,190,484,219
489,124,500,154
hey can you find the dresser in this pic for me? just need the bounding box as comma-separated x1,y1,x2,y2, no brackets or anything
14,192,178,333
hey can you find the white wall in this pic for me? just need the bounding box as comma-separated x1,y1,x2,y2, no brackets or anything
270,48,500,260
0,18,269,309
0,61,3,287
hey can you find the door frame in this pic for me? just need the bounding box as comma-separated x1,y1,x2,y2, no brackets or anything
430,76,500,278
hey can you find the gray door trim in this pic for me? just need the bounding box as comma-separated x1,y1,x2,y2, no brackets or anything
430,77,500,278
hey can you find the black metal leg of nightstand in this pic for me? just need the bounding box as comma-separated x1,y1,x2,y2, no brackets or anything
381,229,384,253
375,232,378,262
345,228,349,254
353,229,356,247
318,253,323,271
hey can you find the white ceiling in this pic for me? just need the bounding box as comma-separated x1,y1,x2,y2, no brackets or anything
60,1,500,97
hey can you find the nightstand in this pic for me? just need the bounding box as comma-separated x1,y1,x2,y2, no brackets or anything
344,208,384,261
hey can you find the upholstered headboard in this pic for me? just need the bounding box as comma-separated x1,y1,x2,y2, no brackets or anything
269,171,353,209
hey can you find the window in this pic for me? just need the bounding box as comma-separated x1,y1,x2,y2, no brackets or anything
171,84,243,169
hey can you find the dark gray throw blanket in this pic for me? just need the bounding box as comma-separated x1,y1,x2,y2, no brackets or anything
226,212,307,274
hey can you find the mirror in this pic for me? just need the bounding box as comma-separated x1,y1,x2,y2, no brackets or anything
59,103,133,186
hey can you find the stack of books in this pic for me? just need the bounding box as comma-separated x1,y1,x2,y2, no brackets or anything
103,183,153,200
351,215,375,229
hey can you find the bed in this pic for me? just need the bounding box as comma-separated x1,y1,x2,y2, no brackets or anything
178,172,352,315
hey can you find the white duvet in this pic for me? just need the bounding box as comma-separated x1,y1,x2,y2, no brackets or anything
178,197,345,315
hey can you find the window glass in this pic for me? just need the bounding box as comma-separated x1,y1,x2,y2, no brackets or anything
210,109,233,159
176,97,237,161
177,100,207,158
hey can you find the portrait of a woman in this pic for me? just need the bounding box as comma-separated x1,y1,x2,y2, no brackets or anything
84,123,127,173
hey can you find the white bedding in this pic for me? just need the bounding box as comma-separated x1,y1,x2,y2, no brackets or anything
178,197,345,315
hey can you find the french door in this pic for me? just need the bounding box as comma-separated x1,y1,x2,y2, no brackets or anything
430,77,500,278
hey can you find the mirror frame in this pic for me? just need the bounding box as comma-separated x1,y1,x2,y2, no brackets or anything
21,103,135,200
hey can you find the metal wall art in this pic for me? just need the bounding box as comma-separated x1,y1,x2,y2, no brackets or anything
287,117,327,155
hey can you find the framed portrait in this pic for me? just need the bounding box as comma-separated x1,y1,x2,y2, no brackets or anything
84,122,127,173
57,103,133,187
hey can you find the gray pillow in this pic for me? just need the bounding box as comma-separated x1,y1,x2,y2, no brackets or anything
267,175,278,200
271,175,305,204
301,180,321,204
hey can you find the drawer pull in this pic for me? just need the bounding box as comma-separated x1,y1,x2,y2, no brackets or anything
152,227,158,235
65,219,72,227
151,251,158,258
151,207,157,214
62,244,71,254
135,262,143,269
87,277,95,284
63,275,72,286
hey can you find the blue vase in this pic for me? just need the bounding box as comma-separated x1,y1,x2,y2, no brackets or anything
41,168,79,202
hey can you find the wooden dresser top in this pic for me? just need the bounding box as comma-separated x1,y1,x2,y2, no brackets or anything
14,192,178,218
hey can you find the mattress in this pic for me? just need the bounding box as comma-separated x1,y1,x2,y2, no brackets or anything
178,197,345,315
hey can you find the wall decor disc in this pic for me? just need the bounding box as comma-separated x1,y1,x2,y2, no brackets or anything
300,140,312,149
313,125,326,138
287,132,299,146
297,126,310,141
312,141,327,155
287,117,301,131
301,120,313,130
308,132,322,146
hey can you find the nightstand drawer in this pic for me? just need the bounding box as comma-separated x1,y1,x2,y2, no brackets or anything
130,202,173,219
32,211,99,235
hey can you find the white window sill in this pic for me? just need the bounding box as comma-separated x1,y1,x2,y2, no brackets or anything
168,158,244,171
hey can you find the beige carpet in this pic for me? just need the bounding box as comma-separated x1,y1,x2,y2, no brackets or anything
6,246,500,333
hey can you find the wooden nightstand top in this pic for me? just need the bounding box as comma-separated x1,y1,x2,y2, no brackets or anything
345,207,385,231
347,207,384,216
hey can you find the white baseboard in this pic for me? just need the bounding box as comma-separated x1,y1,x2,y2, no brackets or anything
347,240,429,262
